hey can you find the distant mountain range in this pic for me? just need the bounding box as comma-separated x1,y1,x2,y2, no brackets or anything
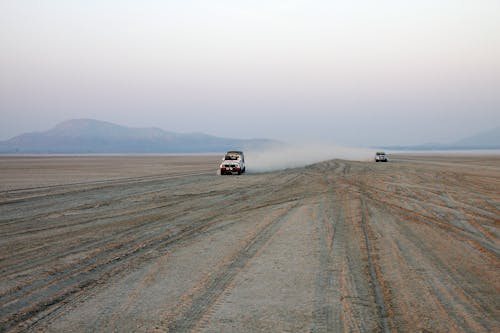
382,127,500,151
1,119,498,154
0,119,279,154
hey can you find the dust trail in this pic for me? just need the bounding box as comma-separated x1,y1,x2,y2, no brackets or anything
245,143,373,172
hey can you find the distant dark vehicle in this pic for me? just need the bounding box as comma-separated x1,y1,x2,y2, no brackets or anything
219,151,246,175
375,152,388,162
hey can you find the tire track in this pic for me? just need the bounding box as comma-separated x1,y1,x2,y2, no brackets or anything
360,197,390,333
0,190,228,277
1,155,498,332
345,177,500,258
366,198,496,332
312,198,343,333
2,213,222,332
164,202,298,332
0,171,214,205
1,170,305,332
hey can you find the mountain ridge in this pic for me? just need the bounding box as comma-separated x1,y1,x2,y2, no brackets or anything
381,126,500,150
0,119,279,154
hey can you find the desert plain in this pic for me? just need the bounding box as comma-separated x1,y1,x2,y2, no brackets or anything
0,154,499,332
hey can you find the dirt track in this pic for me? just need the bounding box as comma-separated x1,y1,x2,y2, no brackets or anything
0,155,499,332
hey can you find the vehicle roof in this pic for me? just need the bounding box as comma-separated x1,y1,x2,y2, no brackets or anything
226,151,244,155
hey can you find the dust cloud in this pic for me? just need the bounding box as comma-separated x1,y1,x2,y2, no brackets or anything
245,143,374,173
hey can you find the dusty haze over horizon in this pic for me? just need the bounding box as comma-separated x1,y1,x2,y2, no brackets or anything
1,1,499,145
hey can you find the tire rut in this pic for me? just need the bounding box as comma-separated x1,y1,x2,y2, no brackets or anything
164,202,299,332
360,197,390,333
312,197,343,332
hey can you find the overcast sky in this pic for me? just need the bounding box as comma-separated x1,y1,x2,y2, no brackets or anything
1,0,499,146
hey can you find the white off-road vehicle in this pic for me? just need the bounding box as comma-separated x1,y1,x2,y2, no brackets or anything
219,151,246,175
375,152,388,162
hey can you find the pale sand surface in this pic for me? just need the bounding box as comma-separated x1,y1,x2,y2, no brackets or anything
0,155,220,190
0,154,498,332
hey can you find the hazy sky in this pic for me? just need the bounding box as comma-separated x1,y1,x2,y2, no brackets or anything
1,0,499,146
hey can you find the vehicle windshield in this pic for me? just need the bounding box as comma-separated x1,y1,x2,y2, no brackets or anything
224,154,240,160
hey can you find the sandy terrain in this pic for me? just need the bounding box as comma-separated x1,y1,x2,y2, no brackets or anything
0,154,498,332
0,155,220,191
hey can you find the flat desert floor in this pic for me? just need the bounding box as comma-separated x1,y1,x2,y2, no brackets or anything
0,154,498,332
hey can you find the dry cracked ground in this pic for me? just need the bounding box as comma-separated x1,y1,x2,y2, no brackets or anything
0,154,499,332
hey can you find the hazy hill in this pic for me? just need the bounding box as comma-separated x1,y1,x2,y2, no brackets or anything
0,119,278,154
452,127,500,149
382,127,500,150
